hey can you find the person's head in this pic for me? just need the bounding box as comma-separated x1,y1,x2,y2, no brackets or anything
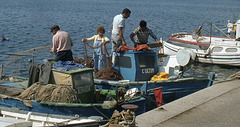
139,20,147,31
50,24,60,35
97,26,105,37
122,8,131,19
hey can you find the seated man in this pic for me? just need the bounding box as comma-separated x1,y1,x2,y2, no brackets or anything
130,20,161,46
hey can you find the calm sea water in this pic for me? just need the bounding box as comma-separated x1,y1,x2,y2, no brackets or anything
0,0,240,80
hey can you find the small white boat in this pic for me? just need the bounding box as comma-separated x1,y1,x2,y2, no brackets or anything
163,19,240,66
0,107,103,127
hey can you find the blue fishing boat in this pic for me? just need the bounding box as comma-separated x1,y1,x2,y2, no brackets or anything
94,50,215,104
0,67,146,120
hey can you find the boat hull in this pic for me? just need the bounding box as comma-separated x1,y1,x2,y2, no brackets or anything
164,41,240,66
0,95,146,119
164,33,240,66
95,74,213,104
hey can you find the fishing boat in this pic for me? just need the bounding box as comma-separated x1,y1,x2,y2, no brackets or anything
163,19,240,66
94,50,215,104
0,64,147,125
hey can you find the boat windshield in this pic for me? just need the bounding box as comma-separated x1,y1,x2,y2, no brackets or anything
72,71,93,94
114,56,132,68
138,55,155,68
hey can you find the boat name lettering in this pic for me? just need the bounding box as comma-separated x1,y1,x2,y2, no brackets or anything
142,68,154,74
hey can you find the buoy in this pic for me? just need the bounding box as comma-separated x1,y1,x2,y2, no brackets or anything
176,49,196,66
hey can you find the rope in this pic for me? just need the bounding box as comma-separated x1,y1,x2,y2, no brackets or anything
83,41,89,67
85,42,110,57
85,42,103,49
119,111,136,125
83,37,113,67
93,105,109,120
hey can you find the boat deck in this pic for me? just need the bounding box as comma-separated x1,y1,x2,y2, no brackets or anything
174,34,238,46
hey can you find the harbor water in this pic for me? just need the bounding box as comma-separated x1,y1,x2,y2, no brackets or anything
0,0,240,81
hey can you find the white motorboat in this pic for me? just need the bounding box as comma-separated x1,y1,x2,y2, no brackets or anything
163,19,240,66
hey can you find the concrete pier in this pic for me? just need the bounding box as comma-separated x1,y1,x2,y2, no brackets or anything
136,79,240,127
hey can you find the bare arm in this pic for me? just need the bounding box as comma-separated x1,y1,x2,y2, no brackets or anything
51,37,57,53
130,32,136,45
103,39,110,45
155,38,161,44
149,29,161,43
119,27,126,45
82,36,95,43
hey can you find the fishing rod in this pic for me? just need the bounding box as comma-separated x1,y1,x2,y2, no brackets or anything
10,45,51,55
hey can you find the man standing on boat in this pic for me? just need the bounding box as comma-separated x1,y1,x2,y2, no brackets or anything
130,20,161,46
111,8,131,52
50,24,73,61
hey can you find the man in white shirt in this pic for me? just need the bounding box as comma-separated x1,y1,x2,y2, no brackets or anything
111,8,131,52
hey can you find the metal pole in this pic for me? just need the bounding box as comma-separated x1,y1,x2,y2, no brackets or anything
32,53,34,64
210,22,212,44
0,65,3,79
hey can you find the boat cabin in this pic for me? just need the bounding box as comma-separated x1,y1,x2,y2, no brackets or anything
112,50,158,81
50,68,95,103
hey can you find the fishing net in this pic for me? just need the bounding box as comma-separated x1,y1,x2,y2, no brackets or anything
18,82,79,103
73,56,94,68
94,67,123,81
1,46,51,78
227,71,240,80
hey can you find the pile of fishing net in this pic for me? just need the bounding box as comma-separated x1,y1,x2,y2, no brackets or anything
18,82,79,103
227,71,240,80
73,57,94,68
95,67,124,81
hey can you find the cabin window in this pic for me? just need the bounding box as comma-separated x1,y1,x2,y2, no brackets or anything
138,55,155,68
73,71,93,88
114,56,132,68
211,47,223,53
225,48,237,52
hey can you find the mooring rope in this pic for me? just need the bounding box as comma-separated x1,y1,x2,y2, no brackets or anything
93,105,109,120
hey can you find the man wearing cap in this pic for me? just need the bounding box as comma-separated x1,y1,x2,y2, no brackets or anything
130,20,161,46
50,24,73,61
111,8,131,52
